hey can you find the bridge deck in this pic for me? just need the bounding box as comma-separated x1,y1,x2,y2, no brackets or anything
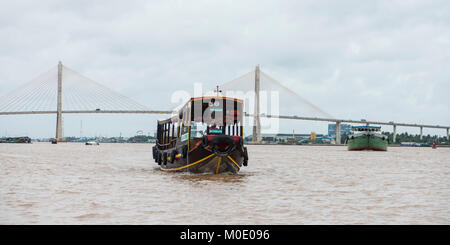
0,110,448,129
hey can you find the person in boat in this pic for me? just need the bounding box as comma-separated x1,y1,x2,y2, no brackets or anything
152,96,248,174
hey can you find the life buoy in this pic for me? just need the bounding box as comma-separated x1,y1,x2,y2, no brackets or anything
170,150,176,163
243,147,248,166
163,152,168,165
157,152,162,165
181,145,188,158
154,150,159,163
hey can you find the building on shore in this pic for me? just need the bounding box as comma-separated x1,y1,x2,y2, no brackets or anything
328,123,352,139
246,133,330,144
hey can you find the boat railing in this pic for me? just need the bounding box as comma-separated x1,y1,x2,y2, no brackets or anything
157,138,177,150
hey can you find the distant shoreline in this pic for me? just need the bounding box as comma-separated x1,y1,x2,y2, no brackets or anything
245,143,450,147
5,141,449,148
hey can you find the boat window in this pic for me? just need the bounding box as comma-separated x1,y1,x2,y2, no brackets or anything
181,125,188,136
156,117,180,149
190,98,244,136
191,98,242,125
190,122,207,139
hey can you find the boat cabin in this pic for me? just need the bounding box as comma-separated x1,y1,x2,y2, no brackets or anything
156,96,244,151
351,126,381,132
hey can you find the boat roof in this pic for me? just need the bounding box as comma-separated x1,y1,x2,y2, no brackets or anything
157,115,178,124
352,126,381,129
171,96,243,113
191,96,243,103
158,96,243,123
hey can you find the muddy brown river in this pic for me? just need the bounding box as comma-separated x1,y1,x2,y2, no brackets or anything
0,143,448,224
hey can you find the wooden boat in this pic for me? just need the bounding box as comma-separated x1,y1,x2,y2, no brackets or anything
347,126,388,151
85,141,99,145
153,96,248,173
432,140,437,149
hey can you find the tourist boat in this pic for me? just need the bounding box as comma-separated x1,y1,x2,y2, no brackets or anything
152,96,248,173
346,126,388,151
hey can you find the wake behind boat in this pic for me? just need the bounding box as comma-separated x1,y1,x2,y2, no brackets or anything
152,96,248,173
347,126,388,151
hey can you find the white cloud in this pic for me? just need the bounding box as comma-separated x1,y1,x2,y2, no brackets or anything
0,0,449,137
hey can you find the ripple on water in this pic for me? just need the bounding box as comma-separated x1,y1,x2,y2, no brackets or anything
0,143,449,224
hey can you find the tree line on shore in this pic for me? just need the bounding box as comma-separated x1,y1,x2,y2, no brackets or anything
58,135,156,143
337,132,449,145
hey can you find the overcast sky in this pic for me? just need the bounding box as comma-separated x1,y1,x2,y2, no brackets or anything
0,0,449,138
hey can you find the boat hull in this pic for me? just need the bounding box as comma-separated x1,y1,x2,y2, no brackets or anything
347,134,387,151
154,138,247,174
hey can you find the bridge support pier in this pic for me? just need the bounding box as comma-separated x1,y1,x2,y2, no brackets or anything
336,121,341,144
252,65,262,143
56,61,63,141
393,125,397,143
420,126,423,141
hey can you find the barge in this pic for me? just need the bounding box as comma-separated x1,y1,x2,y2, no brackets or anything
347,126,388,151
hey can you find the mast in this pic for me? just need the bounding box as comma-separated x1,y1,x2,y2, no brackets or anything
214,85,222,97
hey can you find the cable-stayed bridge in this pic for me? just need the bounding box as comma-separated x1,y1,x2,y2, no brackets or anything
0,62,449,143
0,62,171,141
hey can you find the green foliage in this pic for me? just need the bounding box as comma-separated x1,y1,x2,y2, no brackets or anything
381,131,449,145
127,135,154,143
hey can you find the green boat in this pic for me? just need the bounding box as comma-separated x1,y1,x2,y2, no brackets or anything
347,126,387,151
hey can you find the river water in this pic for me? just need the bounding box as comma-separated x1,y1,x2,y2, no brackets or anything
0,143,448,224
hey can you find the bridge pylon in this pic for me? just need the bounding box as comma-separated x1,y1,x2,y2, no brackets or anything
252,65,262,143
56,61,63,142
